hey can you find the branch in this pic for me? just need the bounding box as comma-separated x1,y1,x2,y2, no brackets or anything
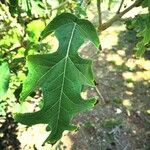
97,0,102,30
94,86,106,104
99,0,142,31
116,0,124,14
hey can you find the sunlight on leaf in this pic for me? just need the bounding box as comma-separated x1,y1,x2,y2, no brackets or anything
14,13,100,144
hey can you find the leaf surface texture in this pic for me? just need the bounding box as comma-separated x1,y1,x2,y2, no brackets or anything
15,13,99,144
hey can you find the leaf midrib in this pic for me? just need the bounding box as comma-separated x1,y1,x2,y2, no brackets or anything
22,22,77,132
55,23,77,132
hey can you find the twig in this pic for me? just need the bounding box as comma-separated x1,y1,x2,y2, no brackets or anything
100,0,142,31
94,86,106,104
116,0,124,14
97,0,102,31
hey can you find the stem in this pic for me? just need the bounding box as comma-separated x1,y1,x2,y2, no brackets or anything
99,0,142,31
95,86,106,104
97,0,102,30
116,0,124,14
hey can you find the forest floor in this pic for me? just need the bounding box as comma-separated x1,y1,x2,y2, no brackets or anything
0,2,150,150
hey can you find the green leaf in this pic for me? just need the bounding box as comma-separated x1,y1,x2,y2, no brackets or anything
7,0,19,16
136,27,150,57
14,13,100,144
108,0,114,9
0,62,10,97
127,14,150,57
142,0,150,8
40,13,99,48
136,14,150,57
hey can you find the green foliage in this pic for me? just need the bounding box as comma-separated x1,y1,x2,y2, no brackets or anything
7,0,46,17
14,13,99,144
136,17,150,57
126,13,150,57
0,61,10,97
124,0,150,57
142,0,150,9
7,0,19,16
107,0,114,10
0,61,10,116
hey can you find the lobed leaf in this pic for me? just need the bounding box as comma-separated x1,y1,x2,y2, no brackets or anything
15,13,100,144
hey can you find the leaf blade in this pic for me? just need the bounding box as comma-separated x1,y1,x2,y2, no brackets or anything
15,13,99,144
